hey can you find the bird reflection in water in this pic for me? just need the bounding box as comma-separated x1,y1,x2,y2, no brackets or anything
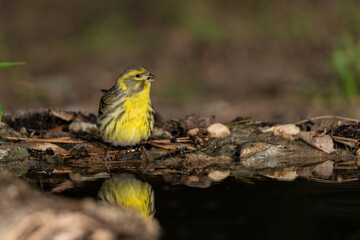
98,173,155,219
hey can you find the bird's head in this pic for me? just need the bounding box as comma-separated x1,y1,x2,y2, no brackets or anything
117,65,155,94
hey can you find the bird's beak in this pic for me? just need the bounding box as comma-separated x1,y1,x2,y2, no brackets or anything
146,73,156,83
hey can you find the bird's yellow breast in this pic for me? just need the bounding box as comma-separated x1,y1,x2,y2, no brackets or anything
101,84,154,146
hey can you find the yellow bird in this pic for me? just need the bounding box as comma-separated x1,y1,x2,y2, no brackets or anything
97,65,155,147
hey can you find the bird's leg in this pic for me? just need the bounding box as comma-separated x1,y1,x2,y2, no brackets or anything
140,142,151,170
103,145,113,162
102,144,127,161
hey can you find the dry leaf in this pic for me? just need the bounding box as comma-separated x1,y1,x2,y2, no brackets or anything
50,109,77,121
50,109,90,122
26,143,68,155
298,131,335,154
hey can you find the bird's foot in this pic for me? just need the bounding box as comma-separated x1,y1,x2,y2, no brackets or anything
102,149,113,162
140,144,151,170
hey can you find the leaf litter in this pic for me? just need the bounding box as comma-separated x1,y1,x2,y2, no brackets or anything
0,110,359,185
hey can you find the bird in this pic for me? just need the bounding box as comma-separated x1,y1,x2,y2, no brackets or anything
97,65,155,148
98,173,155,219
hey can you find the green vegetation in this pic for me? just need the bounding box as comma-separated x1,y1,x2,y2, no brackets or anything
0,104,2,122
329,34,360,99
0,62,25,67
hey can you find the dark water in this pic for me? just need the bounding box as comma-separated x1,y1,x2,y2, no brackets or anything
33,174,360,240
154,177,360,240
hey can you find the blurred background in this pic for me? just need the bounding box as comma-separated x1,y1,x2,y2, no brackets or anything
2,0,360,123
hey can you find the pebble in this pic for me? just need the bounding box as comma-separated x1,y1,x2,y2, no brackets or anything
207,123,231,138
152,127,172,139
263,124,300,140
0,146,30,162
187,128,200,137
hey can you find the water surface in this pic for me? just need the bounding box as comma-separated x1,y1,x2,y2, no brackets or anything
29,172,360,240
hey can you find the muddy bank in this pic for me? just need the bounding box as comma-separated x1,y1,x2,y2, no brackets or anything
0,110,358,182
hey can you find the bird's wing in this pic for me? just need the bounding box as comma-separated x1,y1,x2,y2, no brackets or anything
98,86,126,115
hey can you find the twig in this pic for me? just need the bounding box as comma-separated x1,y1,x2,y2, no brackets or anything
333,166,358,169
146,168,181,173
91,160,141,163
5,136,191,144
150,142,177,150
334,160,357,166
147,137,191,144
49,124,69,132
332,136,358,148
61,149,136,158
150,142,196,150
4,136,86,143
88,149,136,156
296,115,360,125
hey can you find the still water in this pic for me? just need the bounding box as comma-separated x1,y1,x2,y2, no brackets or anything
32,173,360,240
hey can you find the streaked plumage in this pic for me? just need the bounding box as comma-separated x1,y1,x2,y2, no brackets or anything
97,65,155,146
98,173,155,218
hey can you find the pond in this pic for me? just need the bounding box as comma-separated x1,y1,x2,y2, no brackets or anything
26,169,360,240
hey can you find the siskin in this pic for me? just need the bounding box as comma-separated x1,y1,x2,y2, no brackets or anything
97,65,155,147
98,173,155,218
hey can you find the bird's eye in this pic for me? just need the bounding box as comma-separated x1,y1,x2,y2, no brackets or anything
135,74,141,78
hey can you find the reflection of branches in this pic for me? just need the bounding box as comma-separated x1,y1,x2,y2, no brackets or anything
306,177,359,183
